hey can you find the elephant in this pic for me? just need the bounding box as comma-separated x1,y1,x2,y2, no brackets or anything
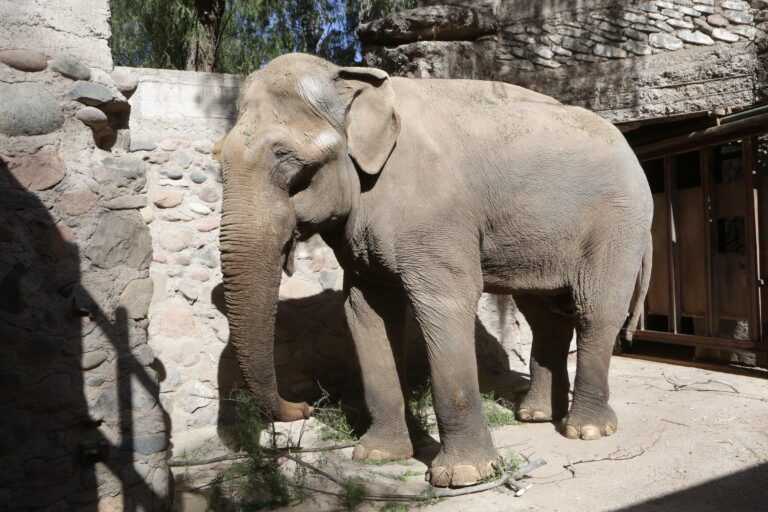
214,53,653,488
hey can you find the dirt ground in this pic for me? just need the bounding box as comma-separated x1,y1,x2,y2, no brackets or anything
172,356,768,512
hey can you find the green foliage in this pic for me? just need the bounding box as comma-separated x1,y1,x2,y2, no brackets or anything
380,502,411,512
313,395,358,443
406,381,436,444
481,391,520,428
110,0,417,73
111,0,198,70
423,485,443,506
497,451,523,476
339,475,367,510
207,392,307,510
368,468,419,482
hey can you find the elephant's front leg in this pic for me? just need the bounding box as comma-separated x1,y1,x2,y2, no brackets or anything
345,278,413,461
405,271,499,487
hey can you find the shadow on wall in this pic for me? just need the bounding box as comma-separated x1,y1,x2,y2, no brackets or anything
193,73,241,142
0,161,169,511
210,284,530,443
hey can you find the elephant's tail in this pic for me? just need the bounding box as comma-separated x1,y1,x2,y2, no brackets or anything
622,233,652,344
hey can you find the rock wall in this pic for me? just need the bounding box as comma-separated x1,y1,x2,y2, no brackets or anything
362,0,768,123
123,67,533,458
0,1,170,510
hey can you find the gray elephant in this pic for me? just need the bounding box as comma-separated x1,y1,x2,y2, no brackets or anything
215,53,652,487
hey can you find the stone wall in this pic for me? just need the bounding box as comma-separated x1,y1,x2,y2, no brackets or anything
125,67,533,458
0,1,170,510
362,0,768,123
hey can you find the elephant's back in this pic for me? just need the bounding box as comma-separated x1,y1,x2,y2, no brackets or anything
393,77,625,154
389,75,652,228
392,76,561,111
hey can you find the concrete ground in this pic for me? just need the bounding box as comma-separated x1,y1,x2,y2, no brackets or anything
172,356,768,512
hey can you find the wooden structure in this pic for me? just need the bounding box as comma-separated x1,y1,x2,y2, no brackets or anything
623,105,768,359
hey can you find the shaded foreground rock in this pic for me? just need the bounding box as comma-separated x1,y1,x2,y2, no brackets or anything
6,151,66,190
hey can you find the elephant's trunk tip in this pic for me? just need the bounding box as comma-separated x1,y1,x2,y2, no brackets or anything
277,399,313,422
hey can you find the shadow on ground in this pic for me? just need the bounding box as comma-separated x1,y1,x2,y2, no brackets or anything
211,283,530,449
616,462,768,512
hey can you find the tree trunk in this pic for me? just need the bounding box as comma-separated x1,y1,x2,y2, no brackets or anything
295,0,322,54
185,0,225,71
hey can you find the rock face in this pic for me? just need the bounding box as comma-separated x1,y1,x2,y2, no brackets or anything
0,49,47,71
0,4,170,508
111,68,139,97
51,56,91,80
0,82,64,136
362,0,767,124
358,5,498,44
58,188,98,215
66,81,114,105
97,156,148,192
86,213,153,269
6,151,66,190
75,106,108,129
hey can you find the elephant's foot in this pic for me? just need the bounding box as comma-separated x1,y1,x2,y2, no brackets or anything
562,402,617,440
352,431,413,462
517,407,552,422
428,449,499,487
516,393,567,423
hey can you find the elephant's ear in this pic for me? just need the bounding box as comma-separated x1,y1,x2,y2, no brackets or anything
337,67,400,176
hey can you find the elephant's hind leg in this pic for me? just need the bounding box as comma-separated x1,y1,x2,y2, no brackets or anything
514,294,574,423
344,278,413,461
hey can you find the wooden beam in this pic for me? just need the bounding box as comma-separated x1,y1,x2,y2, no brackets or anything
664,157,682,333
701,148,719,337
635,112,768,161
632,330,768,353
743,138,762,342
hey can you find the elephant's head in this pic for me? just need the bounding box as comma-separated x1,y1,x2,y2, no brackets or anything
215,53,400,422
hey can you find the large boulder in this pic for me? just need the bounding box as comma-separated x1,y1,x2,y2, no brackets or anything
86,213,152,269
358,5,498,45
0,82,63,136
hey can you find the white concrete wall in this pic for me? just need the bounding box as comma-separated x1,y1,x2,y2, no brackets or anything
123,67,244,144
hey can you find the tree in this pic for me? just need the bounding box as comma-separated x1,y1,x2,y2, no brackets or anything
186,0,226,71
110,0,415,74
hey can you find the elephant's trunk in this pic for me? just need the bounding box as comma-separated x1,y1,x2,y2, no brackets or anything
220,165,312,422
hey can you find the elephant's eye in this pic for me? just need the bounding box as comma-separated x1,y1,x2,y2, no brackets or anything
275,150,287,159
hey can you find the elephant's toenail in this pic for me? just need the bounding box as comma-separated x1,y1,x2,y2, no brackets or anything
563,424,579,439
580,425,601,440
451,465,481,487
604,424,616,436
517,408,532,421
352,444,366,460
368,449,387,461
531,410,550,421
430,466,451,487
